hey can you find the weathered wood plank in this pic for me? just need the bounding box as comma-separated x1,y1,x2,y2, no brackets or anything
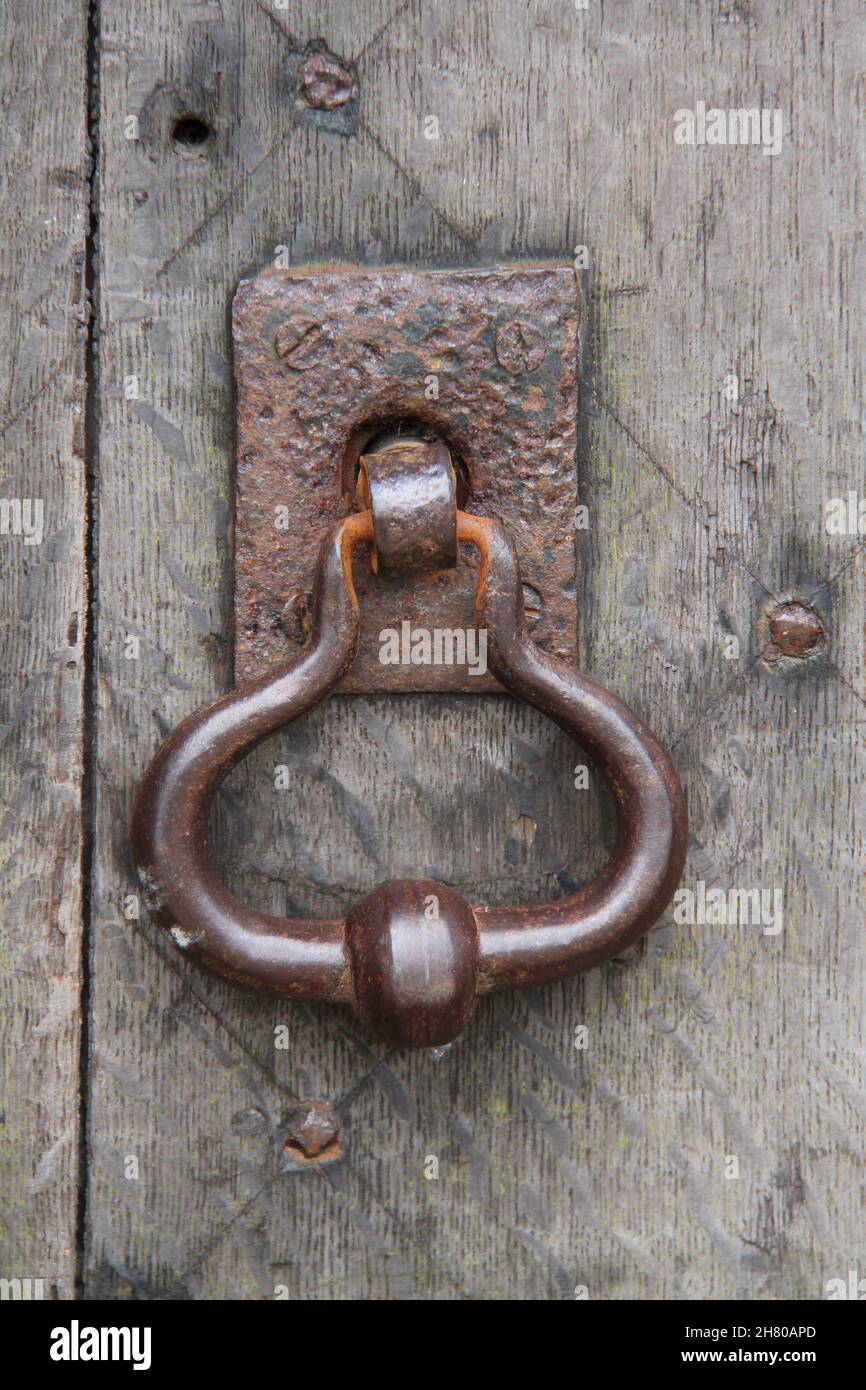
0,2,90,1299
88,0,864,1300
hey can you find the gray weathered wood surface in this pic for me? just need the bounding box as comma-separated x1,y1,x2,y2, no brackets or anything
2,0,864,1301
0,1,89,1300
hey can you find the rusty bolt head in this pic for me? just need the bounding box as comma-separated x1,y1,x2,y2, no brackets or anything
298,53,355,111
274,317,325,371
284,1099,340,1159
763,601,826,663
495,320,547,376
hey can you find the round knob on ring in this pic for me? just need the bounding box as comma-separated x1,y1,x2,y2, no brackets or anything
346,879,479,1048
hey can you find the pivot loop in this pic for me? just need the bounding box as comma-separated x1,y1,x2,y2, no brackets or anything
357,437,457,575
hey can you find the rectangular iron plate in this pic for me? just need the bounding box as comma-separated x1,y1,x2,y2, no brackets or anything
232,263,579,693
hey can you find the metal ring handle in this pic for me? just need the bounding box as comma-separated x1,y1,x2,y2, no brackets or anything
131,510,687,1047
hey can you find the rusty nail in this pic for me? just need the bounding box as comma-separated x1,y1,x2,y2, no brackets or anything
495,320,547,376
284,1099,340,1159
274,318,325,371
282,590,314,645
298,54,355,111
763,600,826,663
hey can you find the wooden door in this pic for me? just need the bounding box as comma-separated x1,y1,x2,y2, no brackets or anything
2,0,863,1301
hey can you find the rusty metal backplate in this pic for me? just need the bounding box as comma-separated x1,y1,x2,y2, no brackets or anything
232,264,580,693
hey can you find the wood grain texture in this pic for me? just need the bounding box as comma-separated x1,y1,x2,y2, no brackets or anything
86,0,864,1300
0,2,89,1299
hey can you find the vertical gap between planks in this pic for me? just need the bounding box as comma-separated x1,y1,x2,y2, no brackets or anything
76,0,101,1299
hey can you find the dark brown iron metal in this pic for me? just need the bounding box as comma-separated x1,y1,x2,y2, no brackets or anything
762,600,826,663
357,438,457,575
232,264,580,693
131,491,687,1046
297,53,355,111
284,1100,341,1164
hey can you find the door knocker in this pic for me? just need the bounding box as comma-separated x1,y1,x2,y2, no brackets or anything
131,266,687,1048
